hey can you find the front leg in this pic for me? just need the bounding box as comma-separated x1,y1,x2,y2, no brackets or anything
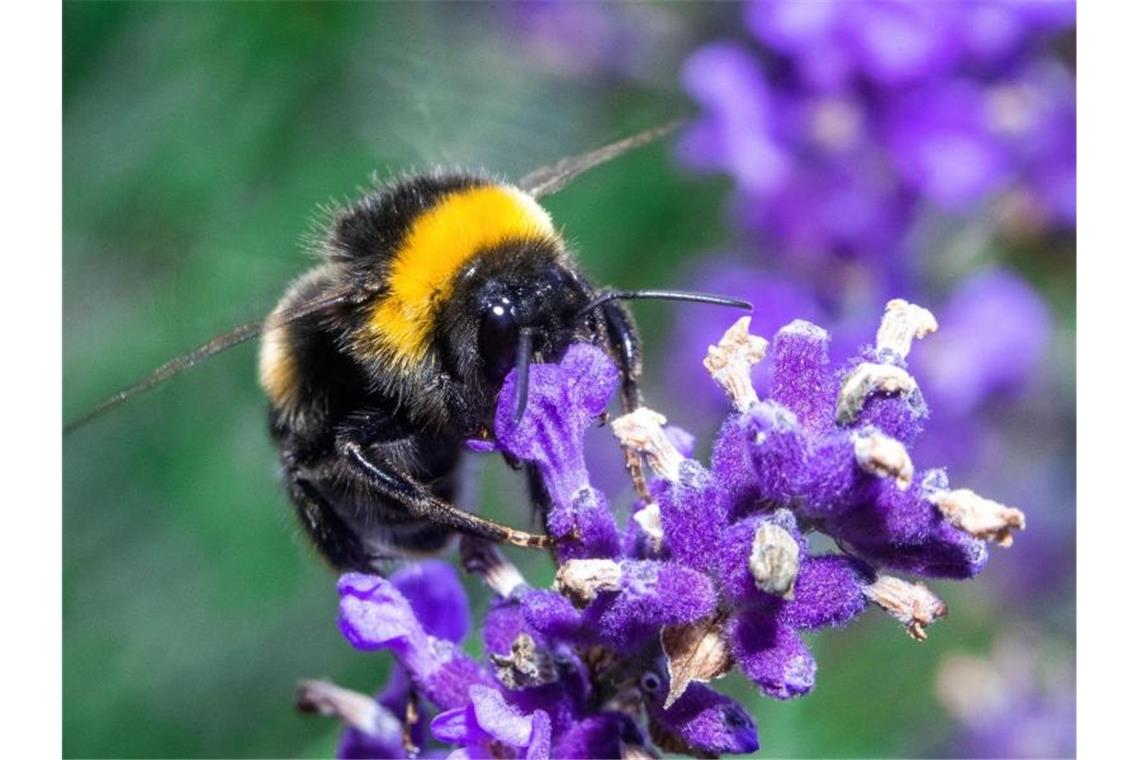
601,300,643,413
600,301,651,501
337,436,554,550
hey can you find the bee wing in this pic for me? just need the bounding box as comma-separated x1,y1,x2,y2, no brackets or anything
517,120,681,199
67,123,682,433
64,290,351,434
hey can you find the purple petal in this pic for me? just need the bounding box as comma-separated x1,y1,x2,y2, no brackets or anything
647,681,760,756
770,320,835,435
730,614,816,699
337,574,495,711
430,707,471,744
391,560,471,644
585,560,719,650
495,345,621,558
469,685,535,747
678,42,791,194
552,712,646,760
654,460,729,574
779,554,873,630
524,710,552,760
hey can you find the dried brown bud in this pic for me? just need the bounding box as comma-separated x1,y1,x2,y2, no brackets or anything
489,633,559,689
863,575,948,641
633,501,665,553
836,362,918,425
876,299,938,359
611,407,684,481
295,679,401,737
556,558,622,607
460,535,526,596
932,488,1027,547
749,522,801,599
853,430,914,489
661,614,734,709
703,316,769,412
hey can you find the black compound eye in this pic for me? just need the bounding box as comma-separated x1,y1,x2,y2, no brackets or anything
478,301,519,383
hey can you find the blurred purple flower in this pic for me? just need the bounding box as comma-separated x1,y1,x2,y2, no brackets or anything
679,0,1076,274
912,268,1052,417
936,635,1076,758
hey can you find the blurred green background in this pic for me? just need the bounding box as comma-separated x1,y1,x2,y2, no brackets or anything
63,3,1073,758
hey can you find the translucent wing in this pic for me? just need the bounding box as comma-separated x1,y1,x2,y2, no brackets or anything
64,290,350,433
517,121,680,199
65,122,681,433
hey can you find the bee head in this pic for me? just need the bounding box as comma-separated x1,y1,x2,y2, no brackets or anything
438,239,595,414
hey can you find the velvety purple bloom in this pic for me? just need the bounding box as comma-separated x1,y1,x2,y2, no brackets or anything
644,680,761,756
496,344,622,560
315,298,1024,757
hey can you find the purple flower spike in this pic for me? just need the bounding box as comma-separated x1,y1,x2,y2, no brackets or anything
742,401,810,510
779,554,874,630
520,589,586,645
729,615,817,700
338,573,495,711
824,474,989,579
770,320,835,435
654,461,730,575
646,680,761,756
316,297,1027,757
431,685,552,760
583,560,720,650
496,344,621,558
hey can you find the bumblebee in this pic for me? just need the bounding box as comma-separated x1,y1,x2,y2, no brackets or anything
67,125,749,571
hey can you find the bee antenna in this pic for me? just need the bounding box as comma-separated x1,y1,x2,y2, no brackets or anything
577,289,753,320
513,328,535,423
64,290,350,434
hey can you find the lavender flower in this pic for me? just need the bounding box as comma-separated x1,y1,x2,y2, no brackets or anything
303,300,1024,757
679,0,1075,275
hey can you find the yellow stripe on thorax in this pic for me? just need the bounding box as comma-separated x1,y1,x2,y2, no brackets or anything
367,184,556,362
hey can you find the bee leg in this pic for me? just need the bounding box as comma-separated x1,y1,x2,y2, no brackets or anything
600,300,643,412
339,439,554,550
600,301,651,502
284,469,381,573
